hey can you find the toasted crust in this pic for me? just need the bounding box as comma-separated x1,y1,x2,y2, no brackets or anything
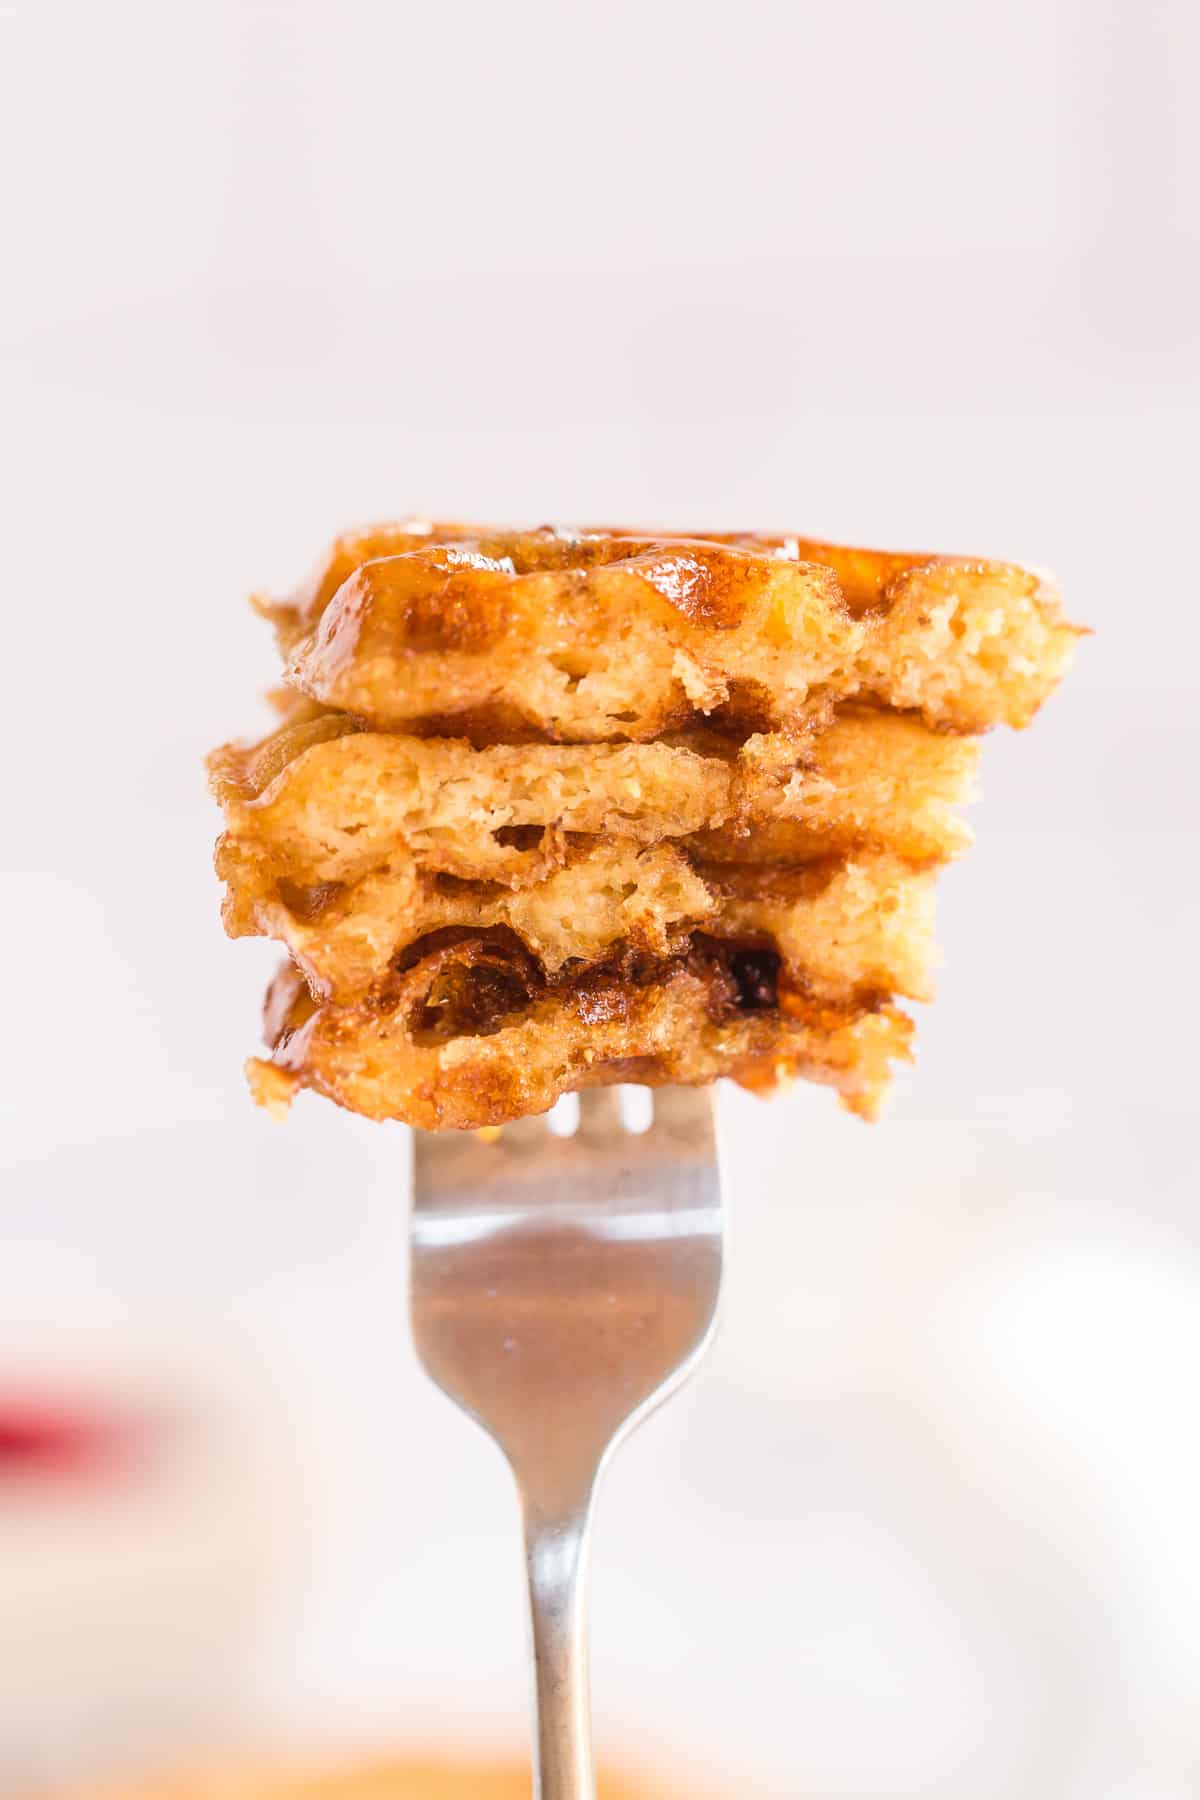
250,943,914,1130
264,524,1077,739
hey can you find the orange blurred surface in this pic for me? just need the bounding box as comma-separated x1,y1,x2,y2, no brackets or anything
62,1755,691,1800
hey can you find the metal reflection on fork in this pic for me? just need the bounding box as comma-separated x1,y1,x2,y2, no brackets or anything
411,1086,725,1800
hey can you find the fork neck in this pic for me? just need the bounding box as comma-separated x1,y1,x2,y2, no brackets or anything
523,1496,596,1800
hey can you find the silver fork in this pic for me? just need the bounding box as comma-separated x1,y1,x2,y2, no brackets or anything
411,1086,725,1800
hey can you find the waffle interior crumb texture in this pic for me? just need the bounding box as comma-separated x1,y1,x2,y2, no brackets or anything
210,521,1078,1129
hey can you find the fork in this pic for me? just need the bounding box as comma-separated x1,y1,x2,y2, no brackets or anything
411,1086,725,1800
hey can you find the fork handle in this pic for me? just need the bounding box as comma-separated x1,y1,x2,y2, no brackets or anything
524,1506,595,1800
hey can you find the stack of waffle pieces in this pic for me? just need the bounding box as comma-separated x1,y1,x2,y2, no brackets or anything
208,523,1077,1129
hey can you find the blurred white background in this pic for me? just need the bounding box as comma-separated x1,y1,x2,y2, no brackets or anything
1,0,1198,1794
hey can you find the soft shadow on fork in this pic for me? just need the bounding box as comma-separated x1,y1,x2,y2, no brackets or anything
411,1086,725,1800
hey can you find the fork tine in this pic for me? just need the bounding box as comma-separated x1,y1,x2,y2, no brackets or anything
496,1112,554,1152
412,1114,549,1190
650,1084,716,1141
575,1087,623,1143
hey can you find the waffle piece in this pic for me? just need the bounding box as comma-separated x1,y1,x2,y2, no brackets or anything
210,707,976,912
265,524,1076,740
281,534,854,742
209,719,742,890
248,939,914,1130
221,830,937,1009
225,839,712,1002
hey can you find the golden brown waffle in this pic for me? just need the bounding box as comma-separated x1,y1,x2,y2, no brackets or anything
262,523,1075,739
211,520,1077,1128
211,706,977,886
248,945,914,1130
222,840,935,1011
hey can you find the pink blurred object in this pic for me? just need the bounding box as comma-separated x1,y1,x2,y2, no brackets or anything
0,1394,144,1481
0,1359,288,1793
